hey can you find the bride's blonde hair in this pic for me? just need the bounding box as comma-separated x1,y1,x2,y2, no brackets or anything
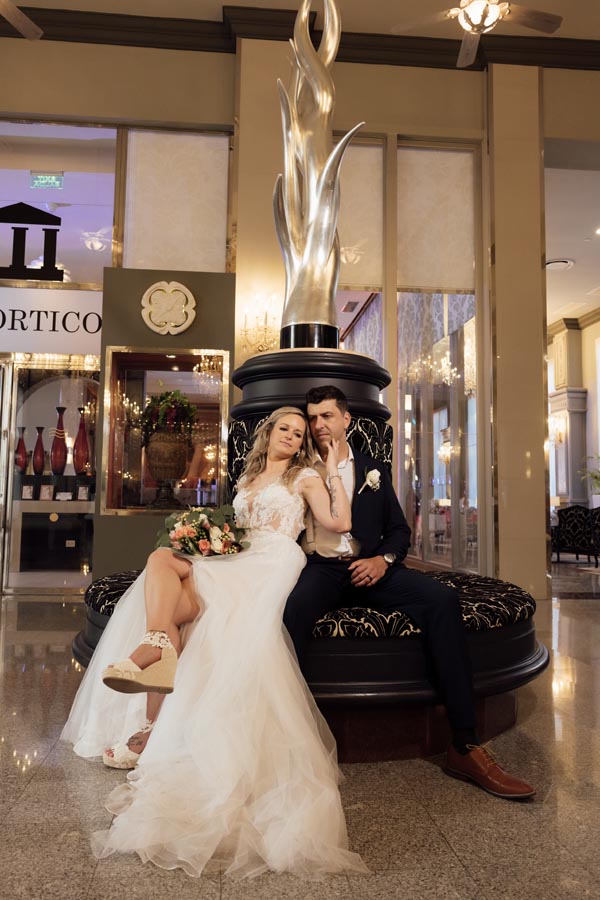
241,406,315,486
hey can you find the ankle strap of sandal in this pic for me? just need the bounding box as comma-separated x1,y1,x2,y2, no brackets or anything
140,630,173,650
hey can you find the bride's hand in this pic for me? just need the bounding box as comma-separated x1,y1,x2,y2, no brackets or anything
325,438,342,477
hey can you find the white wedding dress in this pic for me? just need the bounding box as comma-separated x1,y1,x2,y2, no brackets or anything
61,469,367,878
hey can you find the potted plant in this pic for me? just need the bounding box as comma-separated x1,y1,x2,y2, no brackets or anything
141,390,196,507
581,456,600,507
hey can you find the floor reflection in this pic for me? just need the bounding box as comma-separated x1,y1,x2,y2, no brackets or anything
0,570,599,899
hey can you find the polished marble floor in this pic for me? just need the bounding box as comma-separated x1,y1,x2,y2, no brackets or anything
0,564,598,900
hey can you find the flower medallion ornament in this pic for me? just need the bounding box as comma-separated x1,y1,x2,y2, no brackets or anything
358,468,381,495
141,281,196,335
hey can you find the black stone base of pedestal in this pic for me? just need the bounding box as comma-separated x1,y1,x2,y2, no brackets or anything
230,348,393,491
231,348,391,421
319,693,518,762
280,323,339,349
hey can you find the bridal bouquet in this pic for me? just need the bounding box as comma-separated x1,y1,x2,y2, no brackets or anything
155,506,248,557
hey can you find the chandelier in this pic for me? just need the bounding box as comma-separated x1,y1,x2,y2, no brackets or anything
193,355,222,396
408,351,460,386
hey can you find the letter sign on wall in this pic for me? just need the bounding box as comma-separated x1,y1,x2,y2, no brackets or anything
0,287,102,354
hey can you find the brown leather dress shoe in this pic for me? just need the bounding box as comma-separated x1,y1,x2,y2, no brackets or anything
444,745,536,800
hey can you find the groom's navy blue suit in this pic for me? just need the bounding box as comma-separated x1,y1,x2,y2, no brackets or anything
283,448,476,731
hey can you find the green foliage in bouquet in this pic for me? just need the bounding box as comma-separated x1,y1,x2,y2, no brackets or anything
140,390,197,448
155,505,249,556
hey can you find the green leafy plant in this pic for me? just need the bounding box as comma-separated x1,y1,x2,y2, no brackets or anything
140,390,197,448
580,456,600,494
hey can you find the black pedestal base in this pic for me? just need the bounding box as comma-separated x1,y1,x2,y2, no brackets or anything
320,693,518,762
231,348,391,420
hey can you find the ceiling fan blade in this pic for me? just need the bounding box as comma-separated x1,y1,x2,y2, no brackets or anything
390,9,459,34
503,4,562,34
0,0,43,39
456,31,480,68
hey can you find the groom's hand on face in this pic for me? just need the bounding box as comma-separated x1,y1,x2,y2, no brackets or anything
349,556,388,587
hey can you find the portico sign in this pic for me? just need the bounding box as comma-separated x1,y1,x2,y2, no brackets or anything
0,287,102,354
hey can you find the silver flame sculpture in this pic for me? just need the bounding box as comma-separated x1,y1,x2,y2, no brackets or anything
273,0,363,348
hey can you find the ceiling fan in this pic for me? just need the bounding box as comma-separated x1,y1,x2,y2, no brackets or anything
1,1,43,40
392,1,563,68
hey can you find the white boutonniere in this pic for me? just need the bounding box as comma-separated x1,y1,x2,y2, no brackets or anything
358,467,381,494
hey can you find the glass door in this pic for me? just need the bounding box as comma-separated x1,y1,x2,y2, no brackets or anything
2,353,99,594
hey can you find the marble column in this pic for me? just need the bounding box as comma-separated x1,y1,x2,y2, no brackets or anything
550,320,587,505
488,65,548,597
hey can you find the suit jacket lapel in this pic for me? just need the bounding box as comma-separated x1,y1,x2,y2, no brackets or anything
351,448,368,520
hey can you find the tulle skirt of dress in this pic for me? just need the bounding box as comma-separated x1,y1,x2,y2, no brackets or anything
61,533,367,878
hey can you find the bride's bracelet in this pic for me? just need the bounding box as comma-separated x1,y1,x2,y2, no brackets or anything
327,474,343,487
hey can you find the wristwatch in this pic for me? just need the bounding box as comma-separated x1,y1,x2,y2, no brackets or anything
383,552,397,567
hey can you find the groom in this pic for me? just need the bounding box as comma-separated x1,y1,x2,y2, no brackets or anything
283,385,535,800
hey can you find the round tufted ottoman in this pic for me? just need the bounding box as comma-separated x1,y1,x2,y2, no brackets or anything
72,569,548,761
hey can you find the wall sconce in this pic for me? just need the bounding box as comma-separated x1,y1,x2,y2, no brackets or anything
548,415,566,445
241,296,280,354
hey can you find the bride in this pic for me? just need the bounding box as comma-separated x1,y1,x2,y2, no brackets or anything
62,406,367,878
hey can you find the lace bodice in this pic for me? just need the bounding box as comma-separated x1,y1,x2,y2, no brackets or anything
233,468,320,541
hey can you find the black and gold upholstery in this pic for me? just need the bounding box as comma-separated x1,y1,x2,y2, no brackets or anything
72,566,547,709
551,504,599,566
314,572,536,638
78,568,536,653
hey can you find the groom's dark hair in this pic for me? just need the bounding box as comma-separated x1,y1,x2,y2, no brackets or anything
305,385,349,415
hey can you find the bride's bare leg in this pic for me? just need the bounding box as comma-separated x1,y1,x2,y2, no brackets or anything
104,691,164,762
128,549,201,669
104,552,201,762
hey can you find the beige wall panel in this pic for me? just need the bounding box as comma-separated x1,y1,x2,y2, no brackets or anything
234,39,288,365
333,63,484,138
544,70,600,141
489,64,547,597
0,38,234,127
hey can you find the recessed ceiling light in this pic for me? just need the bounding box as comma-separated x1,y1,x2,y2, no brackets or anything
596,228,600,235
546,259,575,271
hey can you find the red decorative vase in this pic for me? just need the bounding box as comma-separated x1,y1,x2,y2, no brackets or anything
14,427,27,473
51,406,68,476
33,427,45,476
73,407,90,475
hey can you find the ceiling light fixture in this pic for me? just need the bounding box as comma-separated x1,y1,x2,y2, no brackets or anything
82,229,111,252
455,1,505,34
545,259,575,271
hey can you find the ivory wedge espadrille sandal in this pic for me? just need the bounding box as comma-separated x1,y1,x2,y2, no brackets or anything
102,630,177,695
102,719,155,769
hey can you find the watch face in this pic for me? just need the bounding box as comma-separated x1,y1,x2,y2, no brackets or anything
384,553,396,565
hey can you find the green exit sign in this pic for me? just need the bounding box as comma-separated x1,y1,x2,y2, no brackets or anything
30,172,64,189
